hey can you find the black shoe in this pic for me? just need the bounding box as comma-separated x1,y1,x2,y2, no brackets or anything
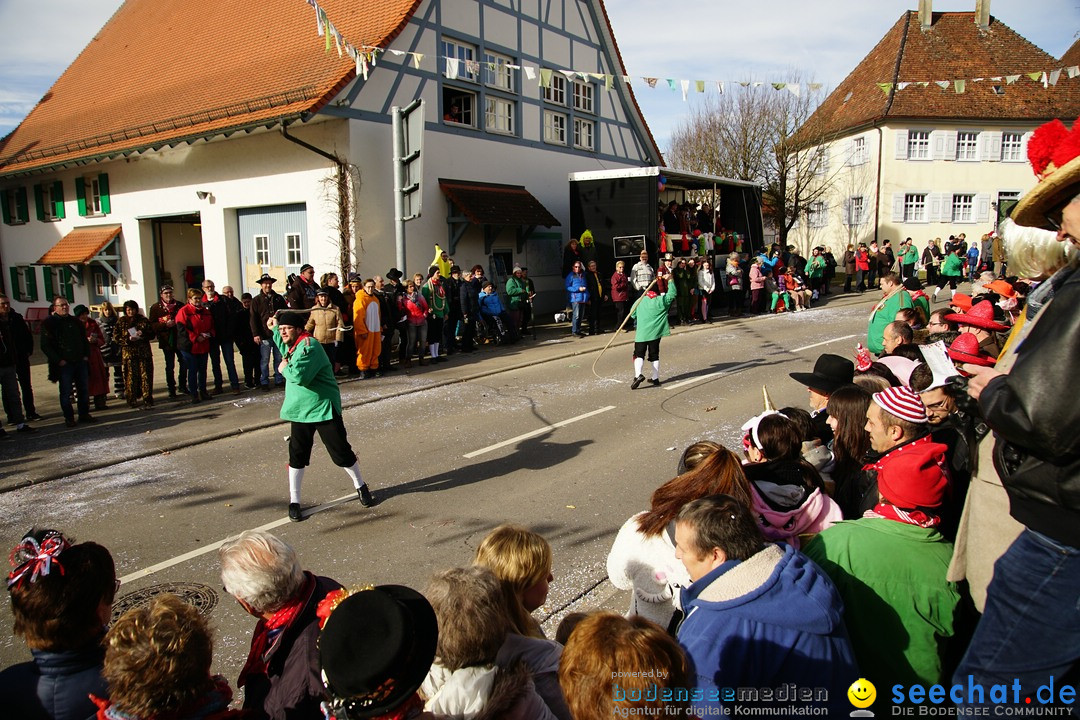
78,414,97,424
168,389,178,399
214,385,223,395
26,412,41,421
65,418,77,428
191,396,201,404
631,375,645,390
199,392,212,401
288,503,303,522
358,484,374,507
648,378,662,386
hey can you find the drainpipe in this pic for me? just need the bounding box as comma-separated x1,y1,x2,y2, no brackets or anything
874,123,883,245
281,125,337,163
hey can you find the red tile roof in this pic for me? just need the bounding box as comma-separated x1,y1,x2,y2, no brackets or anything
1062,38,1080,68
0,0,422,177
438,179,560,227
798,12,1080,144
37,225,122,264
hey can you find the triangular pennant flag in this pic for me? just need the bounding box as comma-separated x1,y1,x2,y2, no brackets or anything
772,82,786,90
389,49,405,56
1027,71,1043,82
605,74,614,90
916,81,930,87
972,77,985,82
445,57,460,80
954,79,966,93
539,68,553,88
1041,71,1048,88
645,77,658,88
369,50,378,68
680,79,690,101
695,80,705,93
935,80,950,89
808,83,822,91
667,79,677,91
465,60,479,77
898,81,911,90
486,62,496,75
990,76,1002,81
315,6,324,35
877,82,893,95
523,66,536,81
1005,74,1020,84
412,53,423,69
1049,69,1061,86
752,82,763,87
324,18,332,52
561,69,576,79
591,73,605,81
716,82,724,94
738,81,750,87
333,30,343,57
507,64,520,70
622,76,632,84
1068,66,1080,79
786,84,800,96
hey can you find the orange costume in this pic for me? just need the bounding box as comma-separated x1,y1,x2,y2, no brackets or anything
353,290,381,371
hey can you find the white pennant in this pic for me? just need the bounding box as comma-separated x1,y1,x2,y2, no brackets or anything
680,79,690,101
1049,69,1061,86
786,84,800,96
1068,66,1080,79
716,81,724,94
523,66,536,81
445,58,459,80
935,80,950,89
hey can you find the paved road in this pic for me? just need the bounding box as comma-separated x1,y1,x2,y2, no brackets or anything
0,296,874,682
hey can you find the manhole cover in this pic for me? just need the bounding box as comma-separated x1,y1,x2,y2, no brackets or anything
111,581,219,624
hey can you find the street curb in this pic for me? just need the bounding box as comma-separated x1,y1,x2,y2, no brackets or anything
4,291,874,493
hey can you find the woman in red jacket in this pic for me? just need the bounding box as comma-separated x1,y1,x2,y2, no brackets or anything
175,288,215,403
854,243,871,293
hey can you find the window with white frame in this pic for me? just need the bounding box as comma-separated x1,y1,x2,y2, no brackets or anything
543,74,567,105
286,233,302,266
483,50,514,92
485,97,515,135
544,111,567,145
952,194,974,223
1001,132,1024,161
38,182,62,221
904,193,927,222
2,187,28,225
254,234,270,265
93,269,118,298
442,38,478,81
907,131,931,160
807,201,828,228
956,132,979,161
850,137,867,165
80,175,103,215
573,118,594,150
848,196,865,225
442,88,476,127
572,80,594,113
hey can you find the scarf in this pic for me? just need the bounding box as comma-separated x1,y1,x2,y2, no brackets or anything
864,502,940,528
94,676,235,720
285,330,315,362
238,573,315,689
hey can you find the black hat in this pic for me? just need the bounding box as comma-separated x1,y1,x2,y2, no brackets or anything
320,586,437,719
386,268,403,281
300,263,314,273
788,353,855,395
277,310,307,328
902,276,924,292
316,288,329,296
348,273,362,284
257,273,277,284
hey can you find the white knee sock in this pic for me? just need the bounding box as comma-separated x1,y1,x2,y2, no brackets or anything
430,342,439,358
343,462,363,489
651,360,660,380
634,357,644,377
288,465,304,504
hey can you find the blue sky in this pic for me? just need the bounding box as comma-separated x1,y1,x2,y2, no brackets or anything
0,0,1076,150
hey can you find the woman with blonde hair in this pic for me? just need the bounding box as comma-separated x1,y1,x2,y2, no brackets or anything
474,525,552,639
606,446,751,626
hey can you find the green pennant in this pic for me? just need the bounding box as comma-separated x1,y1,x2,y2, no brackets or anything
877,82,893,95
953,79,966,93
1027,71,1042,82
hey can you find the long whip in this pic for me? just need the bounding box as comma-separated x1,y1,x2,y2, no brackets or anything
591,276,660,379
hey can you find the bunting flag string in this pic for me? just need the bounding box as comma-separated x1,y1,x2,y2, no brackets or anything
304,0,1079,101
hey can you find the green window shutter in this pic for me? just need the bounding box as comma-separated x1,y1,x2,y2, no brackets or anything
98,174,111,215
25,267,38,301
52,180,65,220
9,267,19,300
75,177,87,217
42,267,55,302
62,268,74,302
16,187,28,223
1,192,10,225
34,185,45,221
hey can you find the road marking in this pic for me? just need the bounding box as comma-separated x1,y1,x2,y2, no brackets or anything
664,333,862,391
463,406,617,459
118,493,358,585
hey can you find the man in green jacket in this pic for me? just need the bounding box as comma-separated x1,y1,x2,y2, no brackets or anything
269,311,372,522
867,273,912,356
505,265,529,337
629,267,676,389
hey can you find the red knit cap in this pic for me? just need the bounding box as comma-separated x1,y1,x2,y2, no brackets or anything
877,446,949,509
873,386,928,424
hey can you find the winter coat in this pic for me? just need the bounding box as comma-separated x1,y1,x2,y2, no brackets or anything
505,276,530,310
749,264,766,290
41,314,89,366
855,250,870,272
175,303,214,354
866,289,912,355
676,543,857,717
495,634,572,720
249,291,287,342
206,294,242,343
0,642,107,720
422,661,558,720
304,305,344,345
240,574,343,720
564,272,589,304
843,250,857,273
97,312,120,364
807,255,825,279
478,290,506,317
804,519,960,686
401,292,429,326
272,326,340,423
286,278,319,310
743,460,843,548
585,270,604,304
113,314,154,358
607,272,628,303
941,253,964,278
148,299,183,349
630,261,655,292
421,280,448,319
698,267,716,294
459,280,480,319
631,281,676,342
606,513,691,628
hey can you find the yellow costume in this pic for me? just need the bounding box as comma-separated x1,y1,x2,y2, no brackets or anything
431,244,452,279
353,291,381,371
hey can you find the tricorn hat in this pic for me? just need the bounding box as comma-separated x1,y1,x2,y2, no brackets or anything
944,300,1010,332
788,354,855,395
948,332,997,367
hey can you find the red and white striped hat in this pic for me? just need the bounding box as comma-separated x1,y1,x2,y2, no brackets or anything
872,386,928,424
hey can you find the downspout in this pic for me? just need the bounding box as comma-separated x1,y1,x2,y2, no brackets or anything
875,10,911,245
281,125,338,163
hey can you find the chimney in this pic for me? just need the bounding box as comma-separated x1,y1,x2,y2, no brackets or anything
974,0,991,30
918,0,933,29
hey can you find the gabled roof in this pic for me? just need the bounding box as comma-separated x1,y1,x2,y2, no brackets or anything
0,0,660,178
438,180,559,227
0,0,422,177
798,11,1080,143
1062,38,1080,69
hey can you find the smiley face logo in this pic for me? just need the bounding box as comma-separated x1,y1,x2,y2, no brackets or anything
847,678,876,709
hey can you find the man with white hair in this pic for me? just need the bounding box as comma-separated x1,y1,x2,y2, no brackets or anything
220,530,343,720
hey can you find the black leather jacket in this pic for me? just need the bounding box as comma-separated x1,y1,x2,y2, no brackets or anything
983,263,1080,547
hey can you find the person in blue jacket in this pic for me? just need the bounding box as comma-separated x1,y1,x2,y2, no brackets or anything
565,260,590,337
478,281,517,341
673,494,857,717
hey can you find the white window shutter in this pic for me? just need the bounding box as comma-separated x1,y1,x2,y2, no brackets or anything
944,131,957,160
842,198,851,226
976,193,991,222
941,193,954,222
932,131,947,160
892,194,905,223
1020,131,1032,161
819,204,829,228
845,139,854,166
981,131,1002,161
928,193,942,222
895,130,908,160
